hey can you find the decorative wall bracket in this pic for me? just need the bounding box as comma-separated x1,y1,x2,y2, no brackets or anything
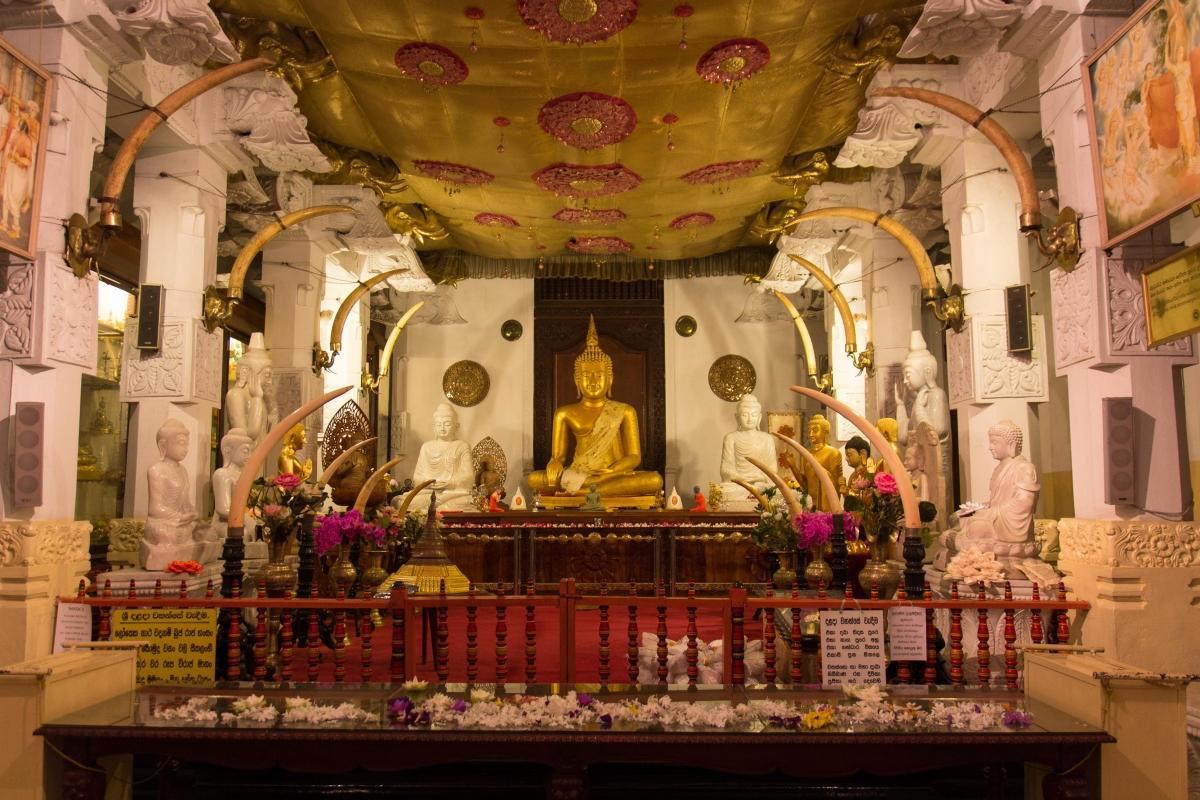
65,213,105,278
923,283,966,333
1029,206,1081,272
312,342,335,375
851,342,876,376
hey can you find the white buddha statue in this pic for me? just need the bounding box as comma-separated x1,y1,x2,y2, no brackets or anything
211,427,252,526
140,419,220,571
225,332,277,449
406,403,476,512
715,394,778,511
894,331,949,445
937,420,1041,577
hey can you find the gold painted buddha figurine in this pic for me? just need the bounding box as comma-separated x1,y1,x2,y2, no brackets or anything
528,316,663,498
801,413,846,512
874,417,903,474
277,423,313,480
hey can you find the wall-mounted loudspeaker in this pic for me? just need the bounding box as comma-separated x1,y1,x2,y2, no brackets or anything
12,401,44,507
1101,396,1136,506
136,284,163,350
1005,284,1032,353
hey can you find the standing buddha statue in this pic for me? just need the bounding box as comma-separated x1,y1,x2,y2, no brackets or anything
528,316,662,497
800,413,845,512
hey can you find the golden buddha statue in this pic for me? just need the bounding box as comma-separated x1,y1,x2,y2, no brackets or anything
277,422,313,480
874,417,903,474
528,316,662,498
844,435,875,501
800,413,846,512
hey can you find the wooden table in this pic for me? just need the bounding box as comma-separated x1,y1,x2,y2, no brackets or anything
438,510,760,593
38,684,1111,800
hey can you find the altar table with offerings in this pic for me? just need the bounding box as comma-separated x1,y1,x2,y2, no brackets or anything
436,511,761,593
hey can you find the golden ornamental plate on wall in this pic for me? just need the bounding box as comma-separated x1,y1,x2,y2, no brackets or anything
443,360,490,406
708,355,756,401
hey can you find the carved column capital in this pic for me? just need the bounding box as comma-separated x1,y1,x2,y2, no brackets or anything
222,73,331,173
898,0,1029,60
113,0,238,66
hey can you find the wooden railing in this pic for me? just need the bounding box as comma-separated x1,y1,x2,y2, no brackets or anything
64,577,1088,689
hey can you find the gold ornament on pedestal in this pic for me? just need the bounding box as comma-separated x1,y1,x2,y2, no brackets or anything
277,423,313,480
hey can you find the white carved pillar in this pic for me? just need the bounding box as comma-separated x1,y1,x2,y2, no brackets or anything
122,149,226,518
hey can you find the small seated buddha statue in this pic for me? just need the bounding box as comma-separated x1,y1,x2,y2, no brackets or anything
528,316,663,498
844,435,874,500
277,423,312,479
714,394,778,511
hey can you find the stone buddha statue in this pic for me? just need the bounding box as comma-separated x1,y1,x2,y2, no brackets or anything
528,315,662,498
277,422,312,479
408,403,476,512
894,331,949,446
225,332,277,449
715,394,778,511
212,427,252,526
140,419,220,571
937,420,1041,577
800,413,845,512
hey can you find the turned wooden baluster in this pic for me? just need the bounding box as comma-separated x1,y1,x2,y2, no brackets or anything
1056,582,1071,643
128,579,136,599
495,583,509,683
279,590,294,683
178,580,188,599
98,580,112,641
205,579,215,599
466,584,478,683
627,579,639,684
730,588,745,686
685,582,698,687
391,586,407,684
763,588,776,685
77,579,86,597
598,584,611,685
226,579,243,681
333,589,347,683
1030,583,1044,645
895,586,912,685
655,581,668,685
153,579,162,602
361,613,374,683
436,580,450,683
253,578,268,682
949,581,963,686
870,579,880,601
306,585,320,682
525,579,537,682
1003,581,1018,690
976,585,991,687
923,582,937,685
817,579,827,600
844,581,853,600
789,584,803,684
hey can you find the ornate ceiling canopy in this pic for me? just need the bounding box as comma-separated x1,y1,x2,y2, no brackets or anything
215,0,915,261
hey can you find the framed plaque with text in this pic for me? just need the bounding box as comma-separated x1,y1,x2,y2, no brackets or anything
1141,244,1200,348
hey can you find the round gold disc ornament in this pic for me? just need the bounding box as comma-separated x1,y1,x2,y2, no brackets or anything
674,315,697,337
708,354,756,401
501,319,523,341
442,360,490,406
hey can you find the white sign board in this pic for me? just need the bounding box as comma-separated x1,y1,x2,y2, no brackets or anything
820,609,886,687
887,607,927,661
52,600,93,653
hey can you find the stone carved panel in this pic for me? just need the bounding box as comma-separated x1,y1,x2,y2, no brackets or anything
948,314,1049,407
114,0,238,66
0,520,90,567
191,321,222,403
1106,259,1194,358
120,319,185,399
46,267,98,368
899,0,1029,60
1050,259,1095,370
1059,518,1200,569
106,518,146,553
946,323,974,407
0,262,33,359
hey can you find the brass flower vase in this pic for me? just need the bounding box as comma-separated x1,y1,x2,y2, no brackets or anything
804,546,833,589
361,548,389,627
263,525,296,598
858,537,900,599
329,542,358,598
771,550,797,590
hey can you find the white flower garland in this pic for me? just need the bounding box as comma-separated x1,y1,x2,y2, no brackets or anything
281,697,380,726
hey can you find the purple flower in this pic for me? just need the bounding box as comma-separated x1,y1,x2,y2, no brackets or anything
451,699,468,713
273,472,302,491
842,513,861,541
389,696,413,716
577,693,593,707
599,714,612,730
797,512,833,549
1002,709,1032,729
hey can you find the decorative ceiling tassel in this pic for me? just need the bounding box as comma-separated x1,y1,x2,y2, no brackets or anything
465,7,484,52
662,112,678,151
493,116,509,153
674,5,693,49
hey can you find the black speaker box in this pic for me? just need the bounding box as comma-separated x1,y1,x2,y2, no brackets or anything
136,284,163,350
1101,396,1136,506
1005,284,1032,353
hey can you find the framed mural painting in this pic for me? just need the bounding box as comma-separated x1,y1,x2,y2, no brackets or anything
1083,0,1200,248
0,35,50,261
766,410,804,473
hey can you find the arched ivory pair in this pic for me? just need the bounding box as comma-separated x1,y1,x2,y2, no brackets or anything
315,440,434,515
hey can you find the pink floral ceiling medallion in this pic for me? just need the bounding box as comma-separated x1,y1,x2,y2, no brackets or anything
518,0,638,44
474,212,519,227
680,159,761,186
567,236,632,254
533,163,642,198
669,212,714,229
412,160,494,196
553,207,626,225
394,43,469,86
538,92,637,150
696,38,770,86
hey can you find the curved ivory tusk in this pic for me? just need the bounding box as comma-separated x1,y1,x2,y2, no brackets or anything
228,385,352,531
396,479,436,516
228,205,353,301
101,58,272,224
731,478,771,510
772,290,821,386
788,207,937,296
316,437,378,487
375,300,425,382
789,385,919,528
771,432,843,513
330,268,421,357
353,456,404,513
873,86,1041,231
786,254,858,355
746,456,804,521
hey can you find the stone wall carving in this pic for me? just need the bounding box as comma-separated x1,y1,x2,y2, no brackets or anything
946,322,973,407
106,518,146,554
947,314,1049,407
114,0,238,66
120,319,184,399
223,73,330,173
0,520,90,567
0,262,33,359
1050,259,1095,370
1106,259,1194,358
1059,518,1200,569
899,0,1029,60
191,321,222,403
46,267,98,368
